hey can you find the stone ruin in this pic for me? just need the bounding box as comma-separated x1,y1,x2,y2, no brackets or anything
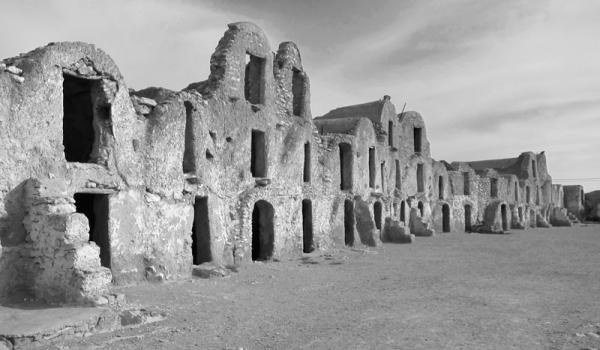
0,22,588,305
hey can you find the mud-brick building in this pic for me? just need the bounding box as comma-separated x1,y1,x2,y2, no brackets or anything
0,21,585,305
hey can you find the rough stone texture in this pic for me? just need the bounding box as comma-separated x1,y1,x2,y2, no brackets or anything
0,22,585,304
382,218,414,243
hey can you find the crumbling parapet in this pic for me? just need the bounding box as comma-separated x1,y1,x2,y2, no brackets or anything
23,178,111,304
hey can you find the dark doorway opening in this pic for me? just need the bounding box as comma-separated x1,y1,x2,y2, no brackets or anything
63,74,95,163
369,147,376,188
344,199,354,246
418,201,424,217
501,204,508,231
400,201,406,222
464,204,472,232
339,143,353,190
417,163,424,192
442,204,450,232
374,201,382,231
302,199,314,253
74,193,110,268
292,68,304,116
183,101,196,174
438,176,444,199
244,53,265,105
395,159,401,190
192,196,211,265
303,142,311,183
530,209,536,228
413,127,422,153
251,129,267,177
252,200,275,261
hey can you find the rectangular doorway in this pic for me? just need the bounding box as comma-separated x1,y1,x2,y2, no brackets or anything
192,196,212,264
74,193,110,268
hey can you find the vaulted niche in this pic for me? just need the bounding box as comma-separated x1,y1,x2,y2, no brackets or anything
251,129,267,177
63,73,111,164
339,143,353,190
244,53,266,105
413,127,422,153
292,68,305,117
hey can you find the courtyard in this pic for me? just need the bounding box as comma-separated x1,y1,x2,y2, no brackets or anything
35,224,600,350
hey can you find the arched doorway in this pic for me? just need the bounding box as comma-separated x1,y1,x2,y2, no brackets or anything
252,200,275,261
501,204,508,231
464,204,472,232
374,201,383,231
530,209,536,228
518,207,523,221
418,201,424,217
442,204,450,232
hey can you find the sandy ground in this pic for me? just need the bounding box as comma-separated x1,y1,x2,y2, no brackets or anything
40,224,600,350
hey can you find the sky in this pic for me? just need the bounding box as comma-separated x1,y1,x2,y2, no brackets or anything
1,0,598,190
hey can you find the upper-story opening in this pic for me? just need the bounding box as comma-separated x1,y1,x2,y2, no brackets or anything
292,68,305,117
463,172,470,195
63,72,111,165
490,178,498,198
339,143,353,190
244,53,266,105
182,101,196,174
388,121,394,148
251,129,267,177
532,159,537,178
369,147,376,189
413,127,422,153
417,163,424,192
438,176,444,200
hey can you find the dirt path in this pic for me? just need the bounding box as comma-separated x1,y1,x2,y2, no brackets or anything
44,224,600,350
